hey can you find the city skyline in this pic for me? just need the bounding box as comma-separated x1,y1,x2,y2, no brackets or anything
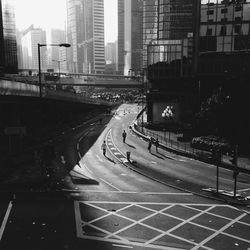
9,0,117,44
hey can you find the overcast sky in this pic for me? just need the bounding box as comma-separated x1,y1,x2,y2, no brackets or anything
8,0,117,44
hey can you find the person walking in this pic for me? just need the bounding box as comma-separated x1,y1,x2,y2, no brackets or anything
155,138,159,153
148,139,152,153
101,140,107,156
122,130,127,143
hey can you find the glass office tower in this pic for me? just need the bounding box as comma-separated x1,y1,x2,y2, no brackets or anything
1,0,17,74
67,0,105,74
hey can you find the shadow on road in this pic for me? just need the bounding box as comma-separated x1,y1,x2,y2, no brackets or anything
150,152,164,160
105,156,116,164
126,143,136,149
71,176,99,185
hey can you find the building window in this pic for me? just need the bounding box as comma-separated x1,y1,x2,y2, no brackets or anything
235,17,242,23
235,5,242,12
220,26,227,36
206,28,213,36
221,18,228,23
207,10,214,15
208,19,214,23
235,25,241,34
221,8,228,14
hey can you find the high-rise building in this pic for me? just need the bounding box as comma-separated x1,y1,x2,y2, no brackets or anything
198,0,250,77
21,26,47,70
118,0,143,76
117,0,125,74
105,42,117,64
1,0,18,74
0,0,5,75
48,29,67,73
67,0,105,74
145,0,195,125
142,0,158,68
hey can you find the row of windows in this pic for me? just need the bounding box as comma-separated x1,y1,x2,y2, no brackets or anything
207,5,243,15
203,24,250,35
204,16,245,22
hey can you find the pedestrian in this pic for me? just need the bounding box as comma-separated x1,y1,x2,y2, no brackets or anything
122,130,127,143
101,140,107,156
155,138,159,153
148,140,152,153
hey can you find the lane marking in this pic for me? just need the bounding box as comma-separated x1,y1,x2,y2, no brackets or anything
238,188,250,192
0,201,13,241
62,189,192,195
192,212,249,250
96,154,104,162
100,178,122,192
80,162,93,174
112,244,133,249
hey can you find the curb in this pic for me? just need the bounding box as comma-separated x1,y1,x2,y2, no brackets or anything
125,122,250,208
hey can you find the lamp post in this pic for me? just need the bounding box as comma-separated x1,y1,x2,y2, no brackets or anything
38,43,70,98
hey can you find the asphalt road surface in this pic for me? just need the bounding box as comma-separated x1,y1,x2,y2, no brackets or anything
0,104,250,250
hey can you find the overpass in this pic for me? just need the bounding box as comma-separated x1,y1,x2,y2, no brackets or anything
9,72,143,89
0,78,114,106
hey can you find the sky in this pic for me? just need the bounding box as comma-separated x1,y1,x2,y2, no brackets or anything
8,0,117,44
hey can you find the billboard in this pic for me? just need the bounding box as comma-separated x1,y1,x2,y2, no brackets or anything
152,101,180,124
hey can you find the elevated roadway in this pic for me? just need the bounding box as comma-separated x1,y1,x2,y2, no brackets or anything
0,78,113,106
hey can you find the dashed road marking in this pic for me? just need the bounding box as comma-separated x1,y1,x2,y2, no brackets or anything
0,201,13,241
97,154,104,162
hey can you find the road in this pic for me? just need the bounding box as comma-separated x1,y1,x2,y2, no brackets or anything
0,104,250,250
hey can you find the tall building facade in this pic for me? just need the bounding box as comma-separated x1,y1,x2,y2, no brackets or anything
143,0,158,68
117,0,125,74
0,0,5,75
105,42,117,64
67,0,105,74
145,0,195,125
21,26,47,70
48,29,68,73
198,0,250,77
1,0,17,74
118,0,143,76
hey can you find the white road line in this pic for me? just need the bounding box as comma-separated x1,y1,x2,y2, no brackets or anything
238,188,250,192
0,201,13,241
62,189,192,195
78,152,82,159
74,201,83,239
96,154,104,162
81,162,93,174
112,244,133,249
192,213,248,250
100,178,122,192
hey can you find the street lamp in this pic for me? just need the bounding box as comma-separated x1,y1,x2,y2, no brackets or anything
38,43,70,98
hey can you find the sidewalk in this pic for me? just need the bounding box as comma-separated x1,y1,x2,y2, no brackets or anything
134,111,250,173
129,111,250,206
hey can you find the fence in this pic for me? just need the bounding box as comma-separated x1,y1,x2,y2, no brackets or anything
135,121,214,163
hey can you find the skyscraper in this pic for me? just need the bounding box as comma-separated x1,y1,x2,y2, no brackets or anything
67,0,105,74
49,29,67,72
0,0,5,75
117,0,143,76
21,26,47,70
143,0,158,68
117,0,124,74
1,0,18,74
